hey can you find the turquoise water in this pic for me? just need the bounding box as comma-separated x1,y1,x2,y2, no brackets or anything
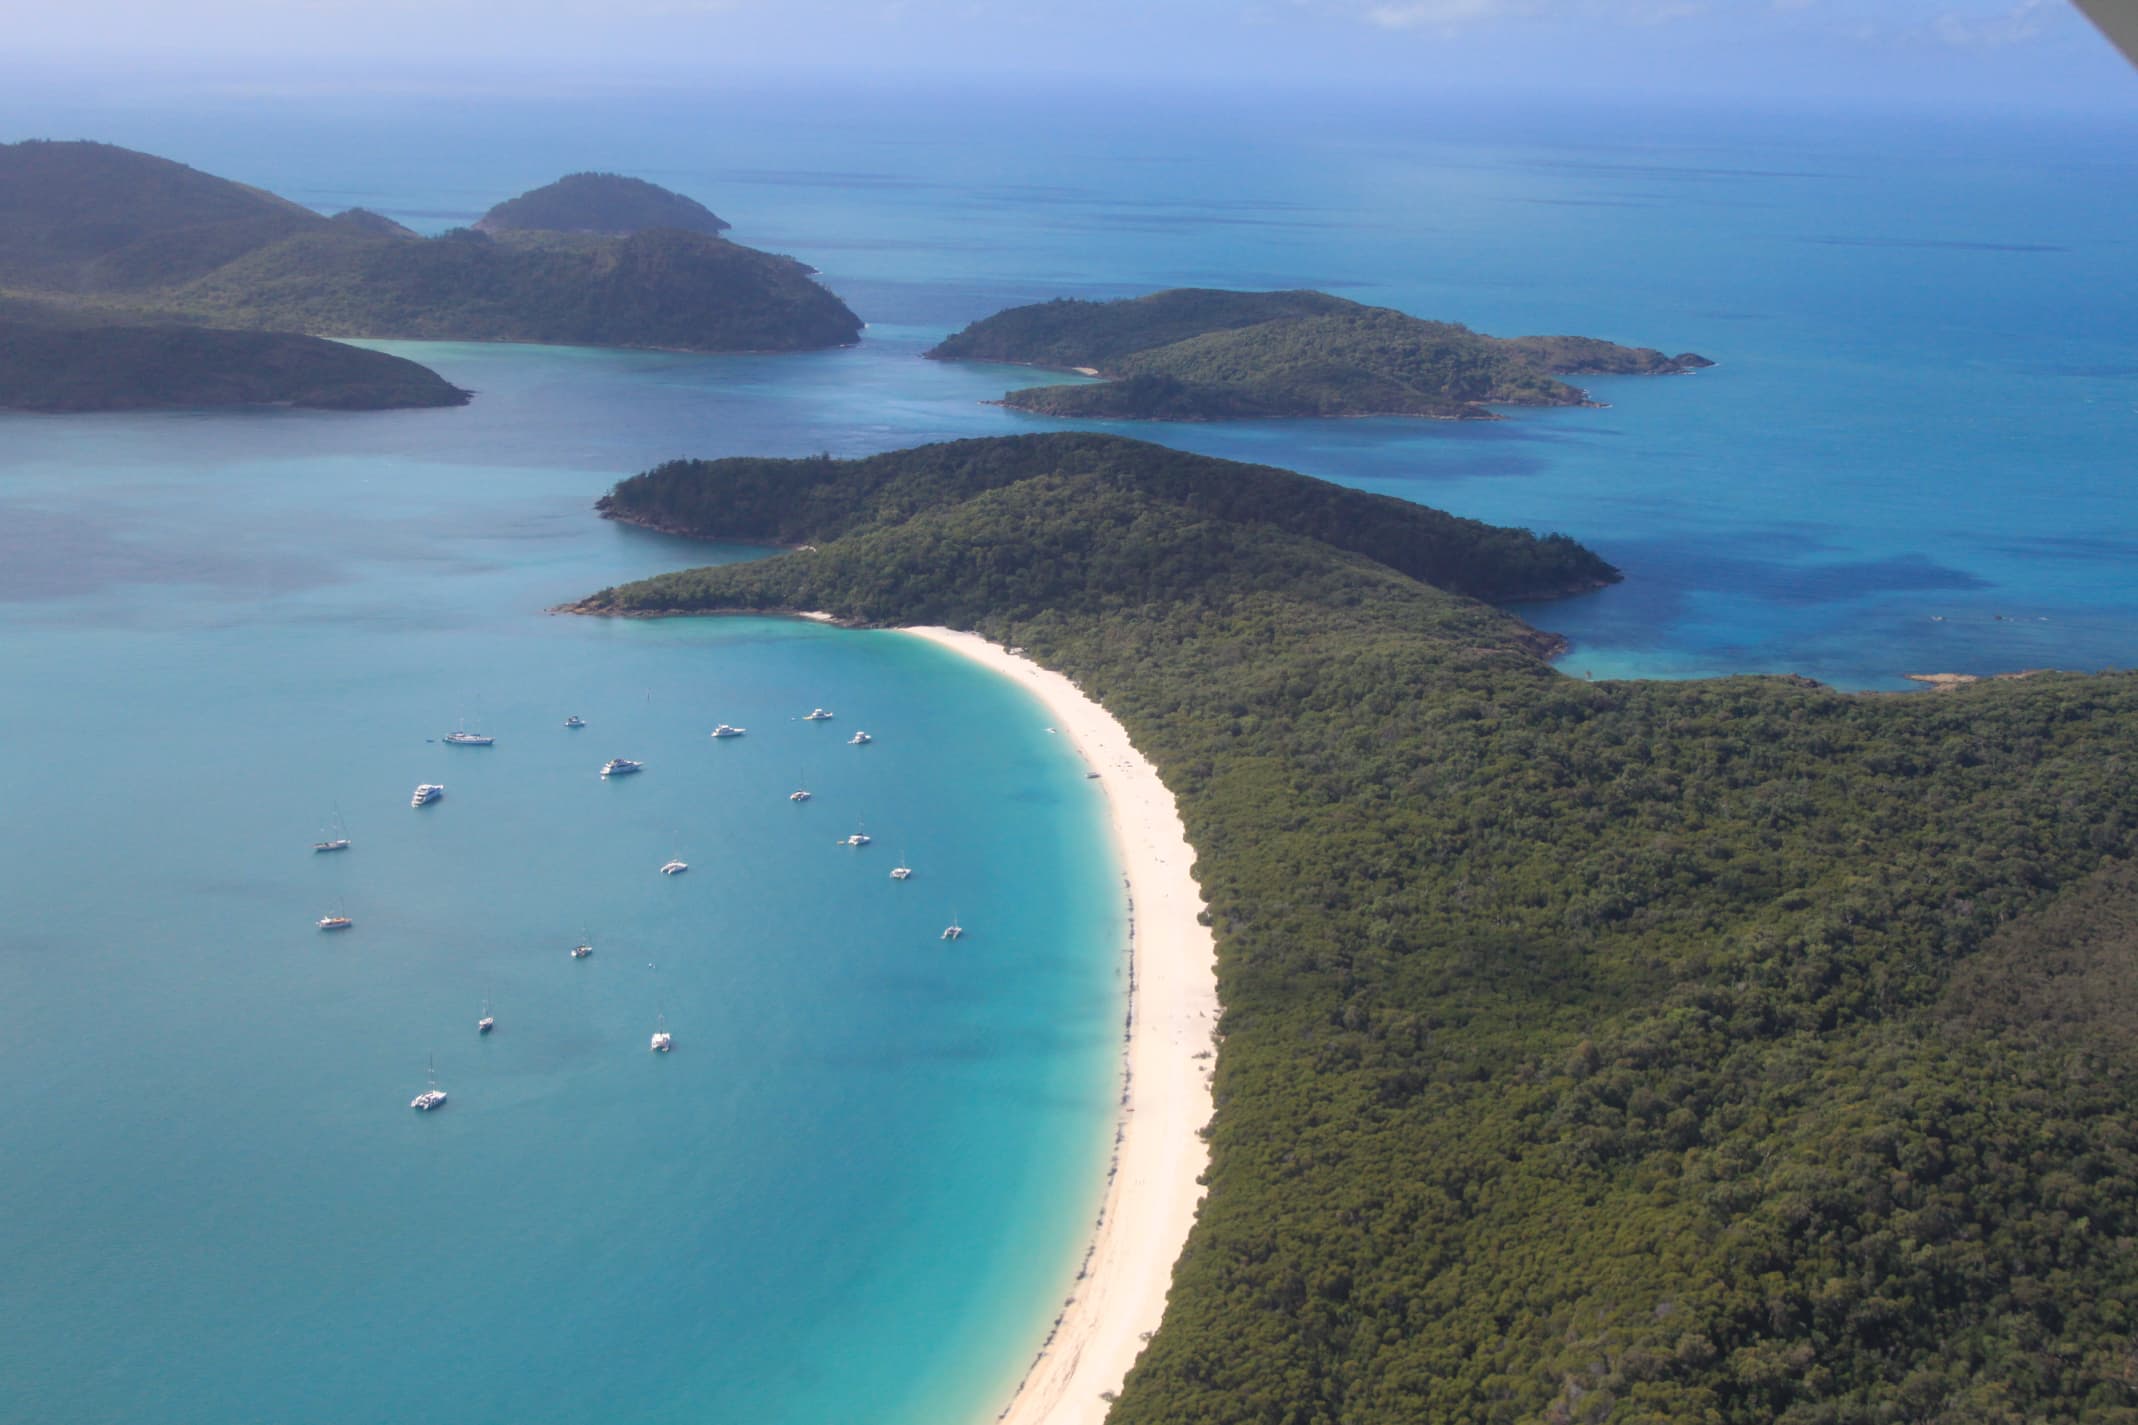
2,82,2137,1425
0,376,1124,1425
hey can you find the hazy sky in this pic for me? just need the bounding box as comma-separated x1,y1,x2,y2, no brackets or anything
3,0,2133,110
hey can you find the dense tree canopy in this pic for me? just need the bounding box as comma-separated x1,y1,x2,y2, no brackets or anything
580,435,2138,1424
594,433,1621,604
927,289,1708,421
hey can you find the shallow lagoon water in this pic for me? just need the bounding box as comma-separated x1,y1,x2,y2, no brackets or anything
1,83,2135,1425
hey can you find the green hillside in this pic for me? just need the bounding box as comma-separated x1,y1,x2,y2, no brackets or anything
592,433,1622,603
476,172,731,235
171,225,862,351
575,434,2138,1425
0,295,468,411
0,141,862,353
928,288,1710,420
0,139,326,293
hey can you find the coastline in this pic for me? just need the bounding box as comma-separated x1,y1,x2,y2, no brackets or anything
898,626,1221,1425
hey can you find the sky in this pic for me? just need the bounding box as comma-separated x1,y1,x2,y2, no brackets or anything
0,0,2132,111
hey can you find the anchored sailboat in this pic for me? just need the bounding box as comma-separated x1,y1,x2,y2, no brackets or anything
410,1055,448,1111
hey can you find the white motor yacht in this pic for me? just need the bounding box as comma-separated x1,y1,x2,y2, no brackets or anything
803,708,835,721
601,758,643,778
848,731,872,745
412,783,444,808
564,715,587,729
710,724,746,739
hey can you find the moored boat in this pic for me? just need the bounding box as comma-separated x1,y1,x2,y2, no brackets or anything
412,783,444,808
410,1055,448,1111
600,758,642,778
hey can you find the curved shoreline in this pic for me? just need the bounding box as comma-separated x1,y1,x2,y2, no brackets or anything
898,626,1220,1425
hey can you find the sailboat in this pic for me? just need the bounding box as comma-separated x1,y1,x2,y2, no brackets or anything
478,999,495,1035
443,715,494,747
317,901,353,931
941,910,963,942
840,818,871,848
890,851,912,881
650,1013,673,1053
571,930,593,960
410,1055,448,1111
789,767,812,803
312,805,351,853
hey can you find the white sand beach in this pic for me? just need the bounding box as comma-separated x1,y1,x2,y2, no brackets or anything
899,627,1221,1425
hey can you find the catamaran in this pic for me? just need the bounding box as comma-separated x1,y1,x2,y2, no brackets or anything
660,858,689,876
840,820,871,848
410,1056,448,1112
941,912,963,942
890,853,913,881
478,1000,495,1035
650,1014,673,1053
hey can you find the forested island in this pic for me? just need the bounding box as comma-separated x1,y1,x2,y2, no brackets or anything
0,140,861,410
575,432,2138,1424
927,288,1709,420
476,172,731,236
0,295,468,412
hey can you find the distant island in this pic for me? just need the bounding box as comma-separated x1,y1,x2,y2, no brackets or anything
571,431,2138,1425
926,288,1709,420
0,295,468,412
0,139,863,410
476,172,731,237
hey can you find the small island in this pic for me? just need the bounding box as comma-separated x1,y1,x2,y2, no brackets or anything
0,295,469,412
476,172,731,237
0,140,863,368
926,288,1710,421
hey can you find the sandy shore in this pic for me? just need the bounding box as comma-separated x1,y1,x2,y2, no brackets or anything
899,627,1220,1425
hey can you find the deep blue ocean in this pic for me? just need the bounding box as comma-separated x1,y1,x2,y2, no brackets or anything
1,78,2134,1425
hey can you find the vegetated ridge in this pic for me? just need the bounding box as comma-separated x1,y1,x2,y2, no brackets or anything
0,293,468,412
575,432,2138,1424
0,139,861,374
927,288,1711,420
476,172,731,236
591,432,1622,604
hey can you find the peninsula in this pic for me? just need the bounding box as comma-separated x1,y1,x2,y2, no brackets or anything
0,294,469,412
926,288,1709,420
0,140,862,360
573,432,2138,1425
